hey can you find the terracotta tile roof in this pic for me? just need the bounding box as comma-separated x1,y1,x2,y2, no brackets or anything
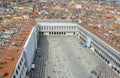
0,18,35,78
0,0,120,77
0,46,21,78
78,1,120,52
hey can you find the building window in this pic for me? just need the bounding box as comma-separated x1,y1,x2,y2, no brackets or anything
47,27,48,30
52,27,53,30
20,75,21,78
18,65,20,70
44,27,46,30
13,75,16,78
22,69,24,75
21,57,23,62
20,61,22,65
23,66,25,70
16,70,18,75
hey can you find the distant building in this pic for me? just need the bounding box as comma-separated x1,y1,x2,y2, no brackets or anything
16,6,33,13
39,0,47,2
0,0,3,8
108,0,120,3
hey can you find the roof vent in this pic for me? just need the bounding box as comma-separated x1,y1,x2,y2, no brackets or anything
0,66,3,69
0,72,8,77
0,61,3,65
7,57,14,61
17,49,19,52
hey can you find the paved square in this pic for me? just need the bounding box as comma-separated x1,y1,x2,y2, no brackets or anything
29,36,119,78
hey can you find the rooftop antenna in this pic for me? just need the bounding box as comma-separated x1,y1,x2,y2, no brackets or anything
0,0,3,8
97,0,101,28
16,0,18,6
107,0,110,6
99,0,101,7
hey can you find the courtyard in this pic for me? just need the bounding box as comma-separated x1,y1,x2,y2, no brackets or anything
29,36,118,78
